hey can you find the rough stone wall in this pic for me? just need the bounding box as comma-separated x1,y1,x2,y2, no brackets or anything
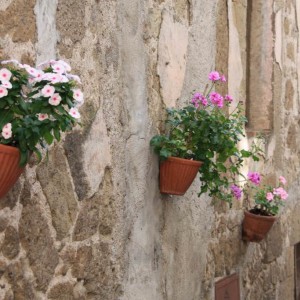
0,0,300,300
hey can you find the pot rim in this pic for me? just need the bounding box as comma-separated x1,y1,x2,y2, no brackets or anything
244,210,277,221
163,156,203,167
0,144,20,156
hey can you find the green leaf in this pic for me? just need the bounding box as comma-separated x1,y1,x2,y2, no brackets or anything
43,131,54,145
19,150,28,167
53,128,61,141
0,110,13,128
241,149,252,158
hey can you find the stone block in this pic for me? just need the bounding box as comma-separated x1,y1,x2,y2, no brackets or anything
1,226,20,259
0,0,36,43
36,146,78,240
19,196,59,292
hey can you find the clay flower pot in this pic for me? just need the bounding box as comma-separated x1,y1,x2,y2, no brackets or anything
0,144,24,199
159,156,202,195
242,210,277,242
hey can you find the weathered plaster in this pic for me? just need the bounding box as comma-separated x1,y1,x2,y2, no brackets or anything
228,0,243,107
0,0,299,299
157,10,189,107
34,0,58,63
275,9,283,70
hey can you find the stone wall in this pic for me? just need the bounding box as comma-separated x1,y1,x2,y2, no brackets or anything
0,0,300,299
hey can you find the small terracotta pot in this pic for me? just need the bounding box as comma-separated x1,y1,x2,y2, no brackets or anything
242,210,277,242
0,144,24,199
159,156,202,195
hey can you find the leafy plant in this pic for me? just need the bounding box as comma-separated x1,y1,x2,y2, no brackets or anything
233,173,288,216
0,59,83,166
150,71,262,203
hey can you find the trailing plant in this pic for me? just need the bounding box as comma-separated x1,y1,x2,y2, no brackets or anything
150,71,262,203
0,59,83,166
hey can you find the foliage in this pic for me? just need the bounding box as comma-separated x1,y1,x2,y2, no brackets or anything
0,59,83,166
150,71,262,203
241,175,288,216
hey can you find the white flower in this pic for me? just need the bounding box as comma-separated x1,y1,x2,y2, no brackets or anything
41,85,55,97
67,74,81,84
0,68,12,82
33,70,44,82
2,123,12,133
69,107,80,119
57,60,71,72
52,62,65,74
1,81,12,89
0,86,8,98
25,66,39,77
37,113,49,121
49,93,62,106
60,75,69,83
1,59,20,66
36,60,51,70
72,89,83,102
1,130,12,139
41,73,62,84
1,123,12,139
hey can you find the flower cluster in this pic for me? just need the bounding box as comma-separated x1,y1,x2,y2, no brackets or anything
231,173,288,216
150,71,262,203
191,71,233,109
0,59,84,165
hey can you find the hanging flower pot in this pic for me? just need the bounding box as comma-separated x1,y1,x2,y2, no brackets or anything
0,144,25,199
242,210,277,242
159,156,202,195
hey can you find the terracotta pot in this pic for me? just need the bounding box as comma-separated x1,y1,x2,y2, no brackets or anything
159,156,202,195
242,210,277,242
0,144,24,199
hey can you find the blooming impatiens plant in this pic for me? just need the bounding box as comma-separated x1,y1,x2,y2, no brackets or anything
231,174,288,216
0,59,84,166
150,71,262,203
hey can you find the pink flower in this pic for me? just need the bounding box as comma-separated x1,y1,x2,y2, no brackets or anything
220,75,226,82
69,107,81,119
279,176,287,185
37,113,49,121
191,93,208,108
248,172,261,185
0,68,12,81
225,94,233,102
201,97,208,106
208,71,220,81
210,92,223,108
266,192,274,202
274,187,288,200
0,86,8,98
49,93,62,106
41,85,55,97
231,184,242,200
191,93,201,108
